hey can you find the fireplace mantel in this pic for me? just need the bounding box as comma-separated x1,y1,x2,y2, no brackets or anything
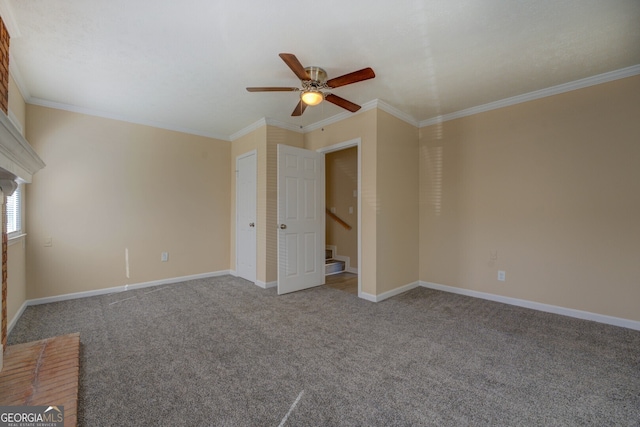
0,111,44,182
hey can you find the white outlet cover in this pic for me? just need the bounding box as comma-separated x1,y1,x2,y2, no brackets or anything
498,270,506,281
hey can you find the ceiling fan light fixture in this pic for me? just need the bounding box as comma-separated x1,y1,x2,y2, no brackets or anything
301,90,323,106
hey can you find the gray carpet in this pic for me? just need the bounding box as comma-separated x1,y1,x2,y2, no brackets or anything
8,276,640,426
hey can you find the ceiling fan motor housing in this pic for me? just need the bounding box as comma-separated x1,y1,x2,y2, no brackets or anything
305,66,327,83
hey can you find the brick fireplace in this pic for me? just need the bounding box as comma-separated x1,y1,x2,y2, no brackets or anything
0,14,45,371
1,15,10,355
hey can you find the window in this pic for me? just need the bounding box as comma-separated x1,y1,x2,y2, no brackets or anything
6,184,22,236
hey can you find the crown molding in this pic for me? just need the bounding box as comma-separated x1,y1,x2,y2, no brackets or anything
28,97,231,141
17,63,639,142
229,118,267,141
0,0,21,38
265,117,304,134
302,99,420,133
302,111,352,133
230,117,305,142
302,99,378,133
419,64,640,128
376,99,420,127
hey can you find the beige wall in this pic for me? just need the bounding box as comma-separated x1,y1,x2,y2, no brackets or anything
9,72,636,325
376,110,419,293
305,109,420,295
26,105,231,299
325,147,358,268
8,76,26,134
229,125,303,284
305,109,378,294
7,241,26,326
6,74,28,329
419,75,640,321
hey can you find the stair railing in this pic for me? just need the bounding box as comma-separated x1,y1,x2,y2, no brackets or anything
326,208,352,230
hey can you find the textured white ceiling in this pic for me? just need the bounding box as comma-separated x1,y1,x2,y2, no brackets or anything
5,0,640,139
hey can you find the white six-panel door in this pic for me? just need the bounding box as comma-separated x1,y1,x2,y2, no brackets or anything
277,144,325,294
236,151,257,283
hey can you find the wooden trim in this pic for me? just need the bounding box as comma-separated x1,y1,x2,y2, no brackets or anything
326,208,352,230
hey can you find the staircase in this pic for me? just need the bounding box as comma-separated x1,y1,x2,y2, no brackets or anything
325,248,346,275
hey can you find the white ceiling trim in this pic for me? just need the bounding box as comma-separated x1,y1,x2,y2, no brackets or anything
302,99,420,133
230,98,419,140
16,63,640,144
28,97,231,142
229,118,267,141
302,110,356,134
376,100,420,127
229,117,308,141
302,99,380,133
419,64,640,128
265,118,304,134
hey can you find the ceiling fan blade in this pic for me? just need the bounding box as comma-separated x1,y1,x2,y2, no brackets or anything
325,94,361,112
326,67,375,88
246,87,299,92
279,53,310,80
292,100,308,116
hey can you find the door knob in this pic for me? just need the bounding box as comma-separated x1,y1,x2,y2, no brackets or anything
279,224,287,229
249,222,255,227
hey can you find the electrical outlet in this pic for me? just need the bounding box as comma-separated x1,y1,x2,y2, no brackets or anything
161,252,169,262
498,270,506,281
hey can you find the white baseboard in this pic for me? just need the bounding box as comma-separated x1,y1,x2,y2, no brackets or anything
359,281,420,303
346,267,359,274
8,301,28,336
359,291,376,302
256,280,277,289
25,270,231,307
420,281,640,331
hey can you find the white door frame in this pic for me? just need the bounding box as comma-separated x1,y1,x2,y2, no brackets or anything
235,150,257,283
316,138,362,298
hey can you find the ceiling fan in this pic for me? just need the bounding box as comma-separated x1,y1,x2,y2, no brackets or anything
246,53,375,116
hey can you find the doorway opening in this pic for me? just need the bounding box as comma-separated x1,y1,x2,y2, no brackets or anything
318,139,361,296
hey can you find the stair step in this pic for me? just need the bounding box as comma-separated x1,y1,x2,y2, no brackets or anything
325,249,332,260
325,259,345,275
